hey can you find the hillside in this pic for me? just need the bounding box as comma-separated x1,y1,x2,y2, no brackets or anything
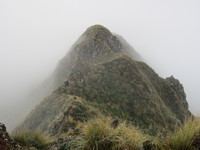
15,25,192,138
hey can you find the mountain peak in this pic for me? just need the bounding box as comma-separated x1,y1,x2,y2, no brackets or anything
68,25,123,60
84,24,112,40
15,25,192,141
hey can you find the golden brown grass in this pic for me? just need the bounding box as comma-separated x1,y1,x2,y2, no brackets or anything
112,122,147,150
13,130,50,149
158,117,200,150
60,117,147,150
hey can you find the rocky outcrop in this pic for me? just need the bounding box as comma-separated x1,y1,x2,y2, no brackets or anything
166,75,188,109
0,123,21,150
76,25,122,59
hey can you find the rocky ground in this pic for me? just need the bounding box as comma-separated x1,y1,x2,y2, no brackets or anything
0,123,22,150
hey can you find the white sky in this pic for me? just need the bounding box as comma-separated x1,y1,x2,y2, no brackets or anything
0,0,200,129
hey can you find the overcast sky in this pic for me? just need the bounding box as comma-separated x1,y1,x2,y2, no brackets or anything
0,0,200,129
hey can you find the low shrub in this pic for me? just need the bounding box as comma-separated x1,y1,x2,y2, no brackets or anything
13,130,50,149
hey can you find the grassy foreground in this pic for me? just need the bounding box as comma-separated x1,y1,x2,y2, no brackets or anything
13,130,50,149
13,117,200,150
59,117,148,150
157,117,200,150
58,117,200,150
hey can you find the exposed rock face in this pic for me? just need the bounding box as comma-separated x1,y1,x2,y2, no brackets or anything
15,25,192,136
75,25,122,59
0,123,21,150
166,75,188,109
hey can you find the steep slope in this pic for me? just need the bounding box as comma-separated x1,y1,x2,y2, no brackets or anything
52,25,142,89
14,25,142,128
15,25,192,136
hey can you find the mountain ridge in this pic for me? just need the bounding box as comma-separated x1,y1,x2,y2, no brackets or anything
14,25,192,137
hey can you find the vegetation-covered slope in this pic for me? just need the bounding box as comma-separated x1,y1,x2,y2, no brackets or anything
17,53,191,136
15,25,192,139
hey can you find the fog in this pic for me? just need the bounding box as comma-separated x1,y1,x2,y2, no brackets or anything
0,0,200,131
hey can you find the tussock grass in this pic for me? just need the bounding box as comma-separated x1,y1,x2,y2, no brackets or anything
112,122,147,150
60,117,147,150
80,118,114,150
158,117,200,150
13,130,50,149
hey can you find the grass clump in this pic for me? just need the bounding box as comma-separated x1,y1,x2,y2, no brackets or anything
13,130,50,149
80,118,114,150
112,122,147,150
158,117,200,150
60,117,147,150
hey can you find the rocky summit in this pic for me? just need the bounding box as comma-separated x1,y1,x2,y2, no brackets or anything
15,25,192,138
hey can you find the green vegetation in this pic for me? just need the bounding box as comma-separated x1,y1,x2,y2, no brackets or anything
58,116,200,150
14,95,100,136
12,116,200,150
11,25,195,149
15,54,191,137
60,117,147,150
63,54,191,134
157,117,200,150
13,130,50,149
113,122,148,149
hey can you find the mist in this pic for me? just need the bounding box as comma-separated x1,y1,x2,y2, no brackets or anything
1,0,200,131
